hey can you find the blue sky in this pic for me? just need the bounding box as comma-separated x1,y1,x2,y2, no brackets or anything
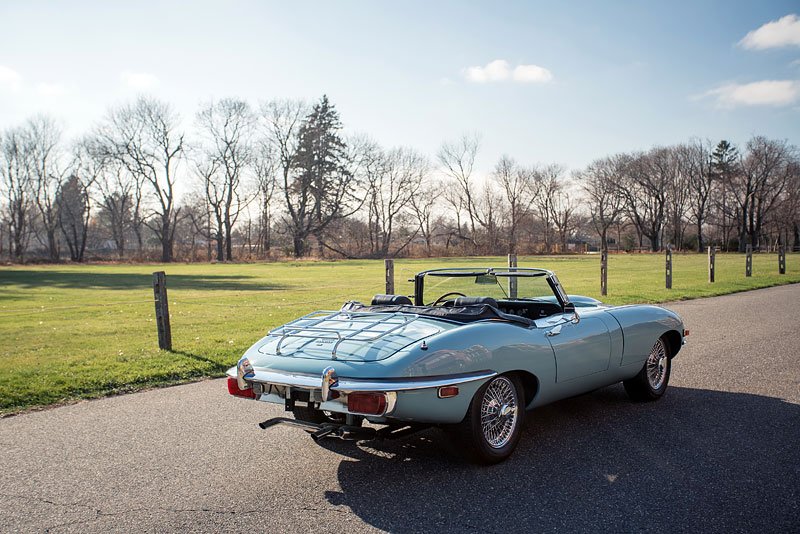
1,0,798,171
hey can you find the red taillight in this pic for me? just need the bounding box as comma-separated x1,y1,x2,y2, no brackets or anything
347,392,387,415
683,329,690,337
438,386,459,398
227,376,256,399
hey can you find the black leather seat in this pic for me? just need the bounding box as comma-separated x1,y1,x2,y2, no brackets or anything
371,294,413,306
453,296,499,308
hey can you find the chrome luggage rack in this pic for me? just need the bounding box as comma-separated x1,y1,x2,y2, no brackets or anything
268,310,422,359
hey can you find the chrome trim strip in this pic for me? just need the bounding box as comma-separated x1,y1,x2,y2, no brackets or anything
226,367,497,392
332,370,496,391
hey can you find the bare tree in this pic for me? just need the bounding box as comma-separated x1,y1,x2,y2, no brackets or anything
179,191,212,261
615,149,670,251
253,142,278,256
493,156,535,254
89,139,138,259
733,136,795,251
260,99,309,256
549,179,577,252
442,181,474,250
438,133,481,249
765,157,800,250
362,143,427,257
56,141,100,261
195,98,255,260
678,140,714,251
783,160,800,251
96,97,185,262
191,155,225,260
409,179,441,256
660,146,689,250
27,116,64,261
578,155,626,251
476,177,503,254
0,127,34,261
534,165,565,253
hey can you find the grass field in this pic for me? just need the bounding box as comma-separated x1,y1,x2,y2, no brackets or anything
1,253,798,414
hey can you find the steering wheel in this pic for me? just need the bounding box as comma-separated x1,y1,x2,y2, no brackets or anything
430,291,467,307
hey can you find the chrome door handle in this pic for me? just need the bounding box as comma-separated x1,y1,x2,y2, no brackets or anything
546,324,562,337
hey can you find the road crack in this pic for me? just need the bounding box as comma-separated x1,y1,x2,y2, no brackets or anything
3,490,356,532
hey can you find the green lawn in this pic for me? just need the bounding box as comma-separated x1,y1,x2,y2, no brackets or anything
1,253,797,414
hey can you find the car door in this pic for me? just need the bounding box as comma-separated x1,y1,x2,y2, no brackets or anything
540,314,612,382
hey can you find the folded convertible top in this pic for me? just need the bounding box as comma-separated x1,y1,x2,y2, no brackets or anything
341,301,532,327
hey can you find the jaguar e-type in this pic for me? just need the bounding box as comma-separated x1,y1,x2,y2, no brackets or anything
227,267,687,463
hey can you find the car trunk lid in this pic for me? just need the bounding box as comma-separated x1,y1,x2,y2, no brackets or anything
256,310,448,362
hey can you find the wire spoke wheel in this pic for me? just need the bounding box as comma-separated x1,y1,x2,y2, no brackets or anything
480,376,519,449
646,338,668,390
450,373,525,463
623,335,672,402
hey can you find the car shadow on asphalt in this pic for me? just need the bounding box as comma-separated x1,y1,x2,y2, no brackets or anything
317,385,799,533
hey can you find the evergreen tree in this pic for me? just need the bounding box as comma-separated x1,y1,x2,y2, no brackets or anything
56,174,91,261
287,95,355,257
710,140,739,250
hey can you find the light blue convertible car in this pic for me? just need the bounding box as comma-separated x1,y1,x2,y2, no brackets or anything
227,267,687,463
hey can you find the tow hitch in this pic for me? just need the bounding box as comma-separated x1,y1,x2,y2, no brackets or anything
257,417,425,442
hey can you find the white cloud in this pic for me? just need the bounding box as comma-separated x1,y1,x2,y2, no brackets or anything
464,59,511,82
740,14,800,50
35,82,67,97
463,59,552,84
0,65,22,91
701,80,800,107
120,70,159,90
512,64,553,83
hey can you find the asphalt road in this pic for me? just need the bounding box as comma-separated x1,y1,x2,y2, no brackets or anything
1,284,799,533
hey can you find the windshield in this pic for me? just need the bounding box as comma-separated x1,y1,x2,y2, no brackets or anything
420,270,557,305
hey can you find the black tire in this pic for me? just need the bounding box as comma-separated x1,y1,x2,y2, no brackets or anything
448,374,525,464
623,336,672,402
292,405,357,426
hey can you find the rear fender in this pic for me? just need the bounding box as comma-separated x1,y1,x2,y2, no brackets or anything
394,322,557,416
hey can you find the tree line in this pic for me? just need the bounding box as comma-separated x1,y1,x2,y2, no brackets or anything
1,94,798,263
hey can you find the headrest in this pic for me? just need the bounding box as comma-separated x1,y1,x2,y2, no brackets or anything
453,296,499,308
371,294,413,306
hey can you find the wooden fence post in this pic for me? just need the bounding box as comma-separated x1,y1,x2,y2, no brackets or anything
779,245,786,275
508,253,518,298
384,259,395,294
152,271,172,350
600,248,608,296
708,246,715,283
745,244,752,277
665,246,672,289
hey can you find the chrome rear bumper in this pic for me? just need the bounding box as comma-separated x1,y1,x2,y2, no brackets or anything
227,366,497,392
227,364,496,418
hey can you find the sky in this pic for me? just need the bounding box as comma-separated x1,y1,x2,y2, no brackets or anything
1,0,799,173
